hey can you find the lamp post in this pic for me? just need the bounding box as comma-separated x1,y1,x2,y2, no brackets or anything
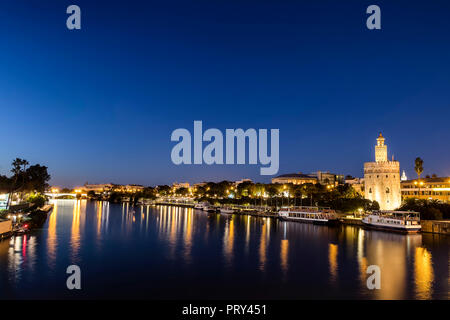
414,180,424,199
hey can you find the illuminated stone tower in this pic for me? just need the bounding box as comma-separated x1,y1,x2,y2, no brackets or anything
364,133,401,210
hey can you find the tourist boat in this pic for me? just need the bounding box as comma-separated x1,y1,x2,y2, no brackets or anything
362,211,421,233
219,207,234,214
278,206,339,225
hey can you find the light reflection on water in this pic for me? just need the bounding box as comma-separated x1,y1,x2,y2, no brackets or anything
0,199,448,299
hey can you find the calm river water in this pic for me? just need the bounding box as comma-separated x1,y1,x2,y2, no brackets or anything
0,200,448,299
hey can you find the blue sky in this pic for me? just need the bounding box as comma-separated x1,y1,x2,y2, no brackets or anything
0,0,449,187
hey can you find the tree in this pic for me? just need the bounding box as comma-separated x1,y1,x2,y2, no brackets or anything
156,185,171,196
23,164,51,192
11,158,29,176
87,190,96,198
0,175,12,193
4,159,50,209
399,198,449,220
414,157,424,180
372,201,380,210
176,187,189,197
27,193,47,208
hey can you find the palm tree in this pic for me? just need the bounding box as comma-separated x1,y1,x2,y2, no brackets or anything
414,157,424,199
414,157,424,180
7,158,30,209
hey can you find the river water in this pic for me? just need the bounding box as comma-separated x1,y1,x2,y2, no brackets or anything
0,200,448,299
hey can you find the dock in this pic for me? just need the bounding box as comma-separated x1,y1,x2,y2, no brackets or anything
340,216,364,226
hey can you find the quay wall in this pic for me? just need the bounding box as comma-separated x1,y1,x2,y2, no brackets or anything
340,218,363,226
421,220,450,235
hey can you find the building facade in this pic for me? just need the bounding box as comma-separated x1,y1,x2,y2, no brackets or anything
345,177,365,196
173,182,190,189
401,177,450,203
272,173,317,185
309,171,345,185
364,133,401,210
83,183,144,193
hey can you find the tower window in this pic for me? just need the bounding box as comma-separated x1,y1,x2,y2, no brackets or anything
386,175,388,178
386,187,390,193
369,188,372,193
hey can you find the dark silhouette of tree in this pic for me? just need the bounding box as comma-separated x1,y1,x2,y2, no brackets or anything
24,164,50,192
414,157,424,180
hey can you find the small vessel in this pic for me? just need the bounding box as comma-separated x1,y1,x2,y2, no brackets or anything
219,207,234,214
194,202,209,210
278,206,339,225
362,211,421,233
204,206,217,213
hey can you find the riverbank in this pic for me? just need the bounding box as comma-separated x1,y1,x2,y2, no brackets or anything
154,202,450,235
421,220,450,235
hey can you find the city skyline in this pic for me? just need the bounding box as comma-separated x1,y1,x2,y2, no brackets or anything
1,0,449,186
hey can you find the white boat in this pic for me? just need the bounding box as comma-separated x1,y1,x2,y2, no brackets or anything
278,206,339,225
219,207,234,214
194,202,209,210
362,211,421,233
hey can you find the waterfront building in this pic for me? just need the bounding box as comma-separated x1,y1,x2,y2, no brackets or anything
83,183,114,193
83,183,144,194
173,182,190,189
308,171,344,185
234,178,252,186
401,177,450,203
272,173,317,185
113,184,145,193
345,177,365,196
0,194,9,210
364,133,401,210
193,182,207,188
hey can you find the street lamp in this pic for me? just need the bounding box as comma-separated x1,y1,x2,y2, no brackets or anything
358,208,363,218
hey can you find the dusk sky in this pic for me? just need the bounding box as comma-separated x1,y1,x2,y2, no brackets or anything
1,0,449,187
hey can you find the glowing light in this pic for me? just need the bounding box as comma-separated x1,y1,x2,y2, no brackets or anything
414,247,434,300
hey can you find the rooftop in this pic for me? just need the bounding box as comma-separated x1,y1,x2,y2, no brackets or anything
402,177,450,184
274,173,317,179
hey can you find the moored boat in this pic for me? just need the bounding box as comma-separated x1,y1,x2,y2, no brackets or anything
219,207,234,214
204,205,217,213
194,202,209,210
362,210,421,233
278,206,339,225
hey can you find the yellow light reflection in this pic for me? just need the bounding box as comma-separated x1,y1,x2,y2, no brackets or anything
223,218,235,266
328,243,338,283
280,239,289,273
183,208,193,263
259,221,268,271
47,201,58,268
414,247,434,300
71,200,81,258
